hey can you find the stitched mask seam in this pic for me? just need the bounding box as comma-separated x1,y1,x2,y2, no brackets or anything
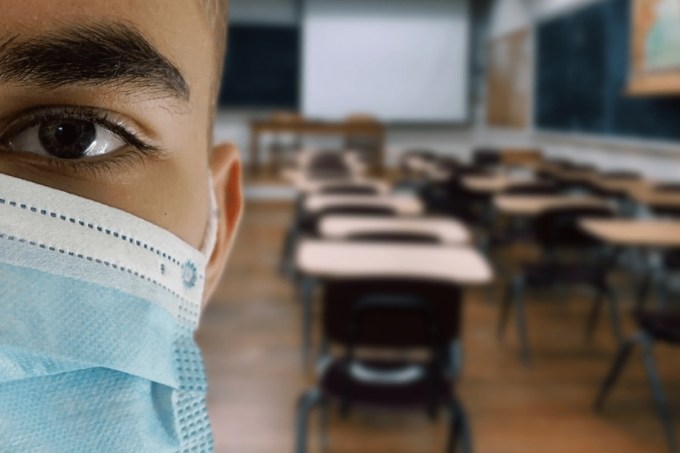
0,197,186,268
0,233,201,324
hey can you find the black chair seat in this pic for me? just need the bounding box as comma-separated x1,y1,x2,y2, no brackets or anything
522,263,605,287
636,311,680,344
489,229,536,247
321,359,451,410
664,250,680,269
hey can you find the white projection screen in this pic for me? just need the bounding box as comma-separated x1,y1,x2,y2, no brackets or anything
302,0,470,123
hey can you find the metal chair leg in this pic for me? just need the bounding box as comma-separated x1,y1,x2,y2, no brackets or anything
319,397,330,453
447,339,464,380
636,274,653,311
512,278,531,366
300,277,317,367
604,286,624,345
594,334,638,411
447,399,472,453
640,335,679,453
295,389,323,453
279,226,294,277
586,290,604,342
497,277,517,339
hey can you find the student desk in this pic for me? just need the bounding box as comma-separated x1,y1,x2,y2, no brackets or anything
403,155,433,175
249,120,386,175
319,216,471,244
588,177,652,197
462,174,541,194
304,194,424,216
581,219,680,249
628,186,680,212
494,195,610,217
297,240,492,283
580,219,680,308
295,240,494,362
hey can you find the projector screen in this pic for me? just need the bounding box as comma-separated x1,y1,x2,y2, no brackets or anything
302,0,470,123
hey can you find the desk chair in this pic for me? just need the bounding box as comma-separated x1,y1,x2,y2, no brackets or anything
636,202,680,308
595,308,680,453
280,198,395,279
498,206,622,365
319,185,380,196
487,183,566,259
307,151,352,176
421,166,492,222
400,149,437,175
472,148,501,168
295,279,471,453
657,183,680,193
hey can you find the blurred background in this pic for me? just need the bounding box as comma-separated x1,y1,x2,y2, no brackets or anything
198,0,680,451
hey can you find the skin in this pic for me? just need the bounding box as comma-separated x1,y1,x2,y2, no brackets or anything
0,0,242,301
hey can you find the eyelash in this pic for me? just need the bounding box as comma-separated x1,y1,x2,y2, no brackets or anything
0,106,166,176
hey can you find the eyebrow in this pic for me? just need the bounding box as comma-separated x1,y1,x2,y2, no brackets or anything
0,23,189,101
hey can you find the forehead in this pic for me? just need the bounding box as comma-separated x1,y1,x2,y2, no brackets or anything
0,0,216,98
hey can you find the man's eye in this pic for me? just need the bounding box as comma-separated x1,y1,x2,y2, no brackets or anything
7,119,126,160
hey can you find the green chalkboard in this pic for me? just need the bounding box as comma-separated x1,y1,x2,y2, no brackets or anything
536,0,680,141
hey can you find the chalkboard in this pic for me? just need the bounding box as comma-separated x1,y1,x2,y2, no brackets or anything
218,25,300,109
536,0,680,142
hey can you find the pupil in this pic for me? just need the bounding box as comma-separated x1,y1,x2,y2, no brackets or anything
55,124,80,146
39,120,97,159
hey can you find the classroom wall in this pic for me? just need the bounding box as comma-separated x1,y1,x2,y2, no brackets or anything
216,0,481,167
214,110,475,168
482,0,680,181
217,0,680,181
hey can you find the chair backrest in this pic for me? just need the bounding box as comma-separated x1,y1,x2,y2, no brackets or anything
322,278,463,349
472,148,501,167
504,183,563,196
319,185,380,196
346,231,441,245
533,206,614,250
600,171,641,180
656,183,680,193
308,151,349,172
651,205,680,218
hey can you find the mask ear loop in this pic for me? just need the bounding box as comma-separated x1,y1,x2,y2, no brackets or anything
200,176,220,260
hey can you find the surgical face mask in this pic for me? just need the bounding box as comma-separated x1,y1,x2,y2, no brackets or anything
0,172,218,452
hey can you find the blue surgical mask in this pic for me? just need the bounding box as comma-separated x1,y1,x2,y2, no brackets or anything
0,173,218,452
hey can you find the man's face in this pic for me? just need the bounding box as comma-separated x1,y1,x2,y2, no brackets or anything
0,1,239,296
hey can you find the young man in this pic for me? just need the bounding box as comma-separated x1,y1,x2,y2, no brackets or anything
0,0,239,451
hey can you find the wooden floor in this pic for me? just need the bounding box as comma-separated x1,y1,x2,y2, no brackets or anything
197,202,680,453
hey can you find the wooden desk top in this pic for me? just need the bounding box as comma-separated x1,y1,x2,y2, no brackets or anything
494,195,610,216
628,186,680,209
304,194,424,216
296,240,493,285
588,177,652,195
319,216,471,244
462,174,540,194
581,219,680,248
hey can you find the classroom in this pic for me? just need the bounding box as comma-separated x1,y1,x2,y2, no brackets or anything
0,0,677,452
202,0,680,451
